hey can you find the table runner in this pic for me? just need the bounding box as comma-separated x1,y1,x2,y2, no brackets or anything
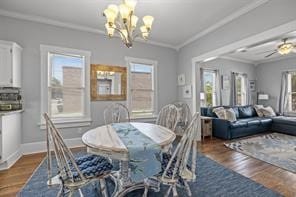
111,123,162,182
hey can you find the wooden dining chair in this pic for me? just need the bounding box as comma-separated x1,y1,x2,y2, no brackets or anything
104,103,130,124
143,112,200,197
156,104,180,132
43,113,113,197
174,101,192,135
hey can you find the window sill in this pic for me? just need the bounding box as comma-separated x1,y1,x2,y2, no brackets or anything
130,115,157,123
39,117,92,129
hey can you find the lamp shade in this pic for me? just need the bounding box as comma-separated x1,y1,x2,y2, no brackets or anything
143,15,154,30
140,26,149,39
119,4,130,21
124,0,137,12
105,23,115,37
131,15,138,28
258,94,269,100
104,8,117,25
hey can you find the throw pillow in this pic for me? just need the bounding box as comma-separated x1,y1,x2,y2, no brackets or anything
254,105,264,117
225,108,237,122
260,106,276,117
213,107,226,119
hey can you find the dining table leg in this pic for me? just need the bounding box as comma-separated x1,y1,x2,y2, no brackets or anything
110,160,147,197
120,160,131,187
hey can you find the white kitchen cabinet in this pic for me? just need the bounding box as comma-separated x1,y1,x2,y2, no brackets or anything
0,40,22,88
0,111,22,170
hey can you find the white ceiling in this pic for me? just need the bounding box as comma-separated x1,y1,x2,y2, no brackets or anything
0,0,264,49
225,30,296,65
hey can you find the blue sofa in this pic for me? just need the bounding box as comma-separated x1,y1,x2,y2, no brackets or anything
201,105,273,140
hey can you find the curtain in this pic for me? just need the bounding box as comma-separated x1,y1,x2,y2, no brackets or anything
230,72,250,106
215,70,221,106
279,71,289,114
230,72,238,106
200,68,205,93
242,73,250,105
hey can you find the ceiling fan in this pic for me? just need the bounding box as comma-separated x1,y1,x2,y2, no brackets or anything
263,38,296,58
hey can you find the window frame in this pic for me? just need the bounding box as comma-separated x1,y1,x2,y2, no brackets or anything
201,68,219,107
40,45,91,129
125,57,158,119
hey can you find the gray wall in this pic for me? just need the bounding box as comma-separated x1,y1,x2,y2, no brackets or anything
0,16,178,144
256,56,296,111
199,58,256,106
177,0,296,111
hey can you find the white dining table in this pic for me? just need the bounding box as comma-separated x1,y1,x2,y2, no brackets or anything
82,122,176,197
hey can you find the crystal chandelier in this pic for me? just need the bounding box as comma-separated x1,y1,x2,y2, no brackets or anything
103,0,154,48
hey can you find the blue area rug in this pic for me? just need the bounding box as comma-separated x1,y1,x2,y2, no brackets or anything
19,153,281,197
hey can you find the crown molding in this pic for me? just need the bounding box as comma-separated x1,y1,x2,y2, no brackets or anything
0,8,177,50
219,56,256,65
176,0,270,50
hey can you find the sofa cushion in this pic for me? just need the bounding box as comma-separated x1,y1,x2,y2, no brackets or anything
200,107,208,117
206,108,218,118
213,107,226,119
231,107,240,118
247,119,261,126
225,108,237,122
238,106,257,118
230,117,264,129
230,120,248,129
260,118,273,126
260,106,276,117
272,116,296,126
254,105,264,117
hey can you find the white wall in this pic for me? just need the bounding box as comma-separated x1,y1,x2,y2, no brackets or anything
199,58,256,106
177,0,296,111
256,56,296,111
0,16,178,143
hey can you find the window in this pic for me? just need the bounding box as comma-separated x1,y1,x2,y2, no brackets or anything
235,74,247,106
287,72,296,112
200,69,218,107
41,45,91,128
126,57,157,118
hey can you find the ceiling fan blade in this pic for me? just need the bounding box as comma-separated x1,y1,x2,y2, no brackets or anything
265,51,277,58
255,49,276,55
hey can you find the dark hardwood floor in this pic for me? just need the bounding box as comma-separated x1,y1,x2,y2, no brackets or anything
0,138,295,196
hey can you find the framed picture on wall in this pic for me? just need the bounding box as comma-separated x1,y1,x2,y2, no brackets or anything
249,80,256,92
178,74,185,86
183,85,192,98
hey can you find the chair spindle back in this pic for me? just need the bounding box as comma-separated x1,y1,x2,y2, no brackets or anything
44,113,85,184
156,104,180,132
162,112,200,182
104,103,130,124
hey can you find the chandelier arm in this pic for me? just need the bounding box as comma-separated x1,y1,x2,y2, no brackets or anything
115,21,123,29
123,22,133,43
129,12,133,33
113,27,130,45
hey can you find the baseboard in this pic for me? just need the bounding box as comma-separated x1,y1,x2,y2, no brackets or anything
0,148,22,170
21,137,84,155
